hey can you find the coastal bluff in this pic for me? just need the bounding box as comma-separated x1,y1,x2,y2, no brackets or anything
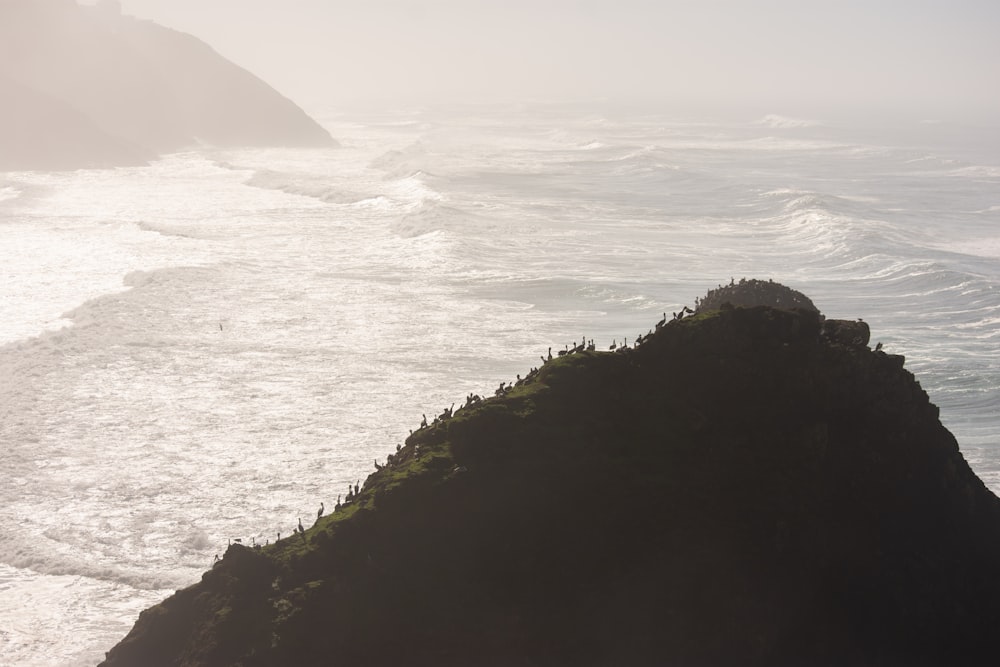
100,290,1000,666
0,0,334,171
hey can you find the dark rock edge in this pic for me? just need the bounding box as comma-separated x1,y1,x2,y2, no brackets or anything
100,304,1000,667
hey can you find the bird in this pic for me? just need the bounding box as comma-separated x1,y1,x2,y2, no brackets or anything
317,502,325,520
297,517,305,534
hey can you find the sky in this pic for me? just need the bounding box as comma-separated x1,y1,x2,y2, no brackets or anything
98,0,1000,121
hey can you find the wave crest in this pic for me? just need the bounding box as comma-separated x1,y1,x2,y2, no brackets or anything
369,142,429,179
244,168,374,205
391,200,473,238
756,114,820,129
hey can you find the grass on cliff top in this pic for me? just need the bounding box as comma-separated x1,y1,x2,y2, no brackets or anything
258,499,369,570
254,351,583,565
247,314,723,572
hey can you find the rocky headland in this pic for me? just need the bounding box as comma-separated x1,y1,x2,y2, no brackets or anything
100,282,1000,666
0,0,334,171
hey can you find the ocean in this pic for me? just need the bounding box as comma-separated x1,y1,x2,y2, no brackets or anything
1,105,998,666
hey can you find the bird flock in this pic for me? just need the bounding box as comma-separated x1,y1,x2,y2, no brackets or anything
211,306,701,567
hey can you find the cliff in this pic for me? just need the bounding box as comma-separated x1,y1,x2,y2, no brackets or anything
0,0,334,171
100,298,1000,666
0,74,151,170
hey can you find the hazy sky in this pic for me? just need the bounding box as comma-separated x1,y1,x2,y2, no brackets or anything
103,0,999,120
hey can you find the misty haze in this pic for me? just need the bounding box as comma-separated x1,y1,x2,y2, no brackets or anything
2,1,999,665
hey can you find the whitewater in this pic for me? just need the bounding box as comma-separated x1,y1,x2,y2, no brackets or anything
1,105,998,666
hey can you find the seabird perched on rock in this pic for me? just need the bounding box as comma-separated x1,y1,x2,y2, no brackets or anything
317,502,325,520
297,517,305,534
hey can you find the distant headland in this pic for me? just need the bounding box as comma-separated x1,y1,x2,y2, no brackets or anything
100,280,1000,666
0,0,335,171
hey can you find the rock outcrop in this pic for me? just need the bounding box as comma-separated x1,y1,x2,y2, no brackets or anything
822,317,872,348
0,0,334,171
695,277,819,314
100,291,1000,667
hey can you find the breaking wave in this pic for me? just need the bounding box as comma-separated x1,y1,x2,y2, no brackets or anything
756,113,821,128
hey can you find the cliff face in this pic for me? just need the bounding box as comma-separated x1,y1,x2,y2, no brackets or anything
0,0,334,171
101,305,1000,667
0,74,151,170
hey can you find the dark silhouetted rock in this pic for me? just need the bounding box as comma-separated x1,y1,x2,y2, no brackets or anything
100,299,1000,667
695,277,820,314
822,318,872,347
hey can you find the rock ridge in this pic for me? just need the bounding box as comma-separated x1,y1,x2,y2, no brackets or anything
101,299,1000,667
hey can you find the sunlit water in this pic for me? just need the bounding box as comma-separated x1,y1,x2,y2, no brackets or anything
1,106,998,666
